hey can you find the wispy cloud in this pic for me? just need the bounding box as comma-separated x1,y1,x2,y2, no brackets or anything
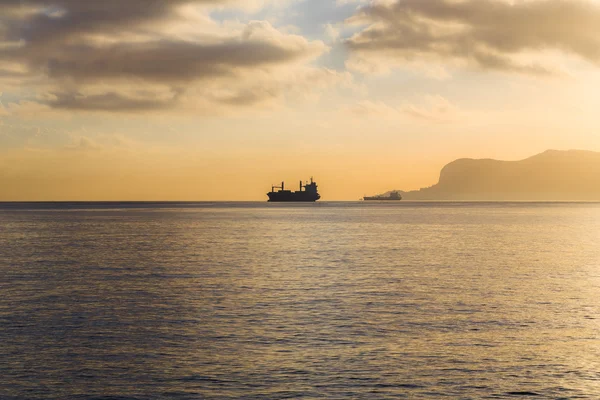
345,95,466,123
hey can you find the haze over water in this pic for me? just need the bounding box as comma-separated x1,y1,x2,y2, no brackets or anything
2,202,600,399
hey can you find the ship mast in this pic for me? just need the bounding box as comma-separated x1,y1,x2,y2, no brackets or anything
271,182,285,192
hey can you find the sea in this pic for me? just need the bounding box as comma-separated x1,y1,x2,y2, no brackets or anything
1,202,599,399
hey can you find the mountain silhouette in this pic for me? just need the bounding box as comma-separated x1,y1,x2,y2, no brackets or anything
393,150,600,200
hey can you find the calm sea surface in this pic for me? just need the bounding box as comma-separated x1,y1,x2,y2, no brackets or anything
1,202,600,399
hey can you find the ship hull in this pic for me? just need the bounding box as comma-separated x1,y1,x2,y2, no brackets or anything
267,192,320,202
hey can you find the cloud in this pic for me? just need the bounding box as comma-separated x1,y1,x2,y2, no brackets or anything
402,95,465,122
1,1,220,43
345,95,465,123
346,100,400,118
0,92,6,116
45,91,181,112
324,23,341,42
346,0,600,75
0,0,331,113
336,0,368,6
65,136,102,151
10,21,325,84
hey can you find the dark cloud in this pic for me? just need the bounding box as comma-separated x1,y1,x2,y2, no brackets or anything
347,0,600,73
2,0,202,42
0,0,326,112
29,37,314,83
0,67,28,79
46,91,180,112
213,87,281,106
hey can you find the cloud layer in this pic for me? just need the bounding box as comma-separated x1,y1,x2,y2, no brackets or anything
347,0,600,74
0,0,330,112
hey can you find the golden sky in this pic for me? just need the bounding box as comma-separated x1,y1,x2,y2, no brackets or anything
1,0,600,200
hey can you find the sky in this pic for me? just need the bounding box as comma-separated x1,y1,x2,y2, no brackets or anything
1,0,600,200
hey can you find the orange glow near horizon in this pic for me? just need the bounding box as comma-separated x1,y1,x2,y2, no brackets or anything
2,0,600,200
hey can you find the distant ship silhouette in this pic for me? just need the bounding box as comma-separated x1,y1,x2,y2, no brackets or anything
363,191,402,201
267,177,321,202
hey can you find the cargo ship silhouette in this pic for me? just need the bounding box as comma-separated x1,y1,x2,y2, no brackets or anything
363,191,402,201
267,177,321,202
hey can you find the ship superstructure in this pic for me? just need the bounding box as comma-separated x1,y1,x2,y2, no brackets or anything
267,177,321,202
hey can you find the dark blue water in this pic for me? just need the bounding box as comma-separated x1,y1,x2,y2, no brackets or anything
1,202,599,399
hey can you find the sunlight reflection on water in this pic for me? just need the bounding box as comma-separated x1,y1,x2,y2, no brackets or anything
1,202,599,399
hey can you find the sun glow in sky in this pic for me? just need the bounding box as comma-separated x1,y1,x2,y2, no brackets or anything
1,0,600,200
